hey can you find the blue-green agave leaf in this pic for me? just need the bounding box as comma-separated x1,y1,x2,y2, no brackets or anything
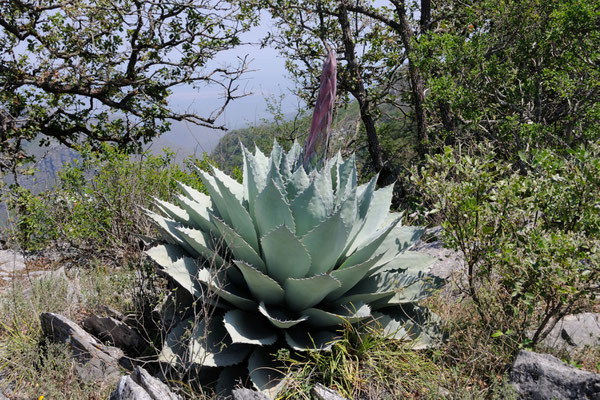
153,198,192,226
258,302,308,329
370,251,436,276
290,181,328,237
211,215,266,273
159,256,203,298
347,183,394,254
158,317,192,366
146,211,196,255
196,168,233,226
197,268,257,312
189,316,252,367
301,302,372,327
341,217,401,269
301,208,350,276
326,253,386,301
372,226,426,268
223,310,278,346
211,165,244,202
146,243,185,269
248,347,286,397
234,261,285,304
176,226,227,268
261,225,311,284
212,172,259,251
242,145,268,219
177,182,207,204
313,165,334,213
372,305,440,348
338,271,421,306
283,274,341,311
284,328,337,351
285,166,310,200
175,194,218,236
254,178,295,236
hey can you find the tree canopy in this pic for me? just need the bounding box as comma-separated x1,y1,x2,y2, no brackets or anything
0,0,257,171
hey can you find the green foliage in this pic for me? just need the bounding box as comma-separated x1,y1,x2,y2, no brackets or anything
5,144,209,262
0,0,256,173
415,0,600,156
147,142,442,397
414,143,600,355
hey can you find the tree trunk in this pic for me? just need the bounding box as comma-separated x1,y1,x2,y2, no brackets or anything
338,3,394,185
393,0,429,158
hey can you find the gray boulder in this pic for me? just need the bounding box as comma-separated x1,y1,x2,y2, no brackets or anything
509,350,600,399
109,367,181,400
40,312,125,383
542,313,600,352
83,314,144,352
312,383,349,400
231,388,269,400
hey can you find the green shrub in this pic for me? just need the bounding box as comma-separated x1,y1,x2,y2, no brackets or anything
414,143,600,358
5,144,212,264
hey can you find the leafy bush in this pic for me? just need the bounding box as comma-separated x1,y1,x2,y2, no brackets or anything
414,143,600,358
5,144,212,264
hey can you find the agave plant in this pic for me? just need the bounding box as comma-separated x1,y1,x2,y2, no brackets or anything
146,141,443,397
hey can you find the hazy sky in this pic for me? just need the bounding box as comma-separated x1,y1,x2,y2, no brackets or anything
154,14,301,157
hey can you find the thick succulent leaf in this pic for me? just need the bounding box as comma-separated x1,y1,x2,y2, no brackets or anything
285,141,303,172
196,168,234,226
301,303,372,327
372,305,440,349
328,152,342,194
248,347,286,398
341,217,401,269
289,181,328,237
153,198,192,226
211,165,244,202
373,272,444,307
339,189,358,228
212,172,259,251
313,165,334,213
370,251,436,276
197,268,257,312
283,274,341,311
342,176,377,252
223,310,277,346
189,316,252,367
146,211,197,256
216,364,247,398
261,225,311,283
302,208,350,275
234,261,285,304
254,178,295,236
285,167,310,201
338,271,421,306
242,146,268,219
372,226,426,268
159,256,203,298
269,140,283,171
346,183,394,254
177,182,208,204
211,215,267,273
284,327,337,351
326,253,386,301
158,318,192,366
176,194,218,236
146,243,185,269
176,227,226,268
335,153,357,206
258,302,308,329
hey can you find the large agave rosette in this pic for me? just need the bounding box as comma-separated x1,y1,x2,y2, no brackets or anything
146,141,442,396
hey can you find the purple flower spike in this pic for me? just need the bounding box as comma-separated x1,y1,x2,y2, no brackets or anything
304,48,337,167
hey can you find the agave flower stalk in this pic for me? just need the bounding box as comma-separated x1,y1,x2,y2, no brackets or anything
304,47,337,168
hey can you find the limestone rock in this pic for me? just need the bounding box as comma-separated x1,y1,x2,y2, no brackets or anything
83,315,144,352
542,313,600,351
40,312,124,383
231,388,270,400
312,383,349,400
509,350,600,399
109,367,181,400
